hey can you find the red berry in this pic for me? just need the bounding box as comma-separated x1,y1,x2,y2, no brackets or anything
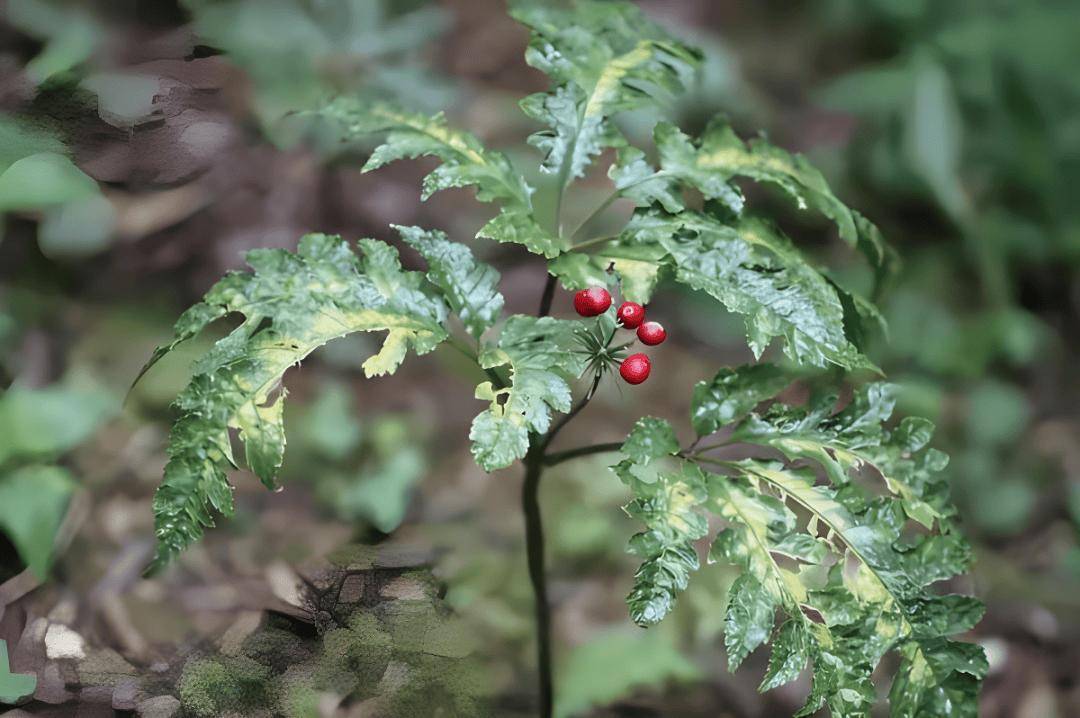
573,286,612,317
619,353,651,385
637,321,666,346
616,301,646,328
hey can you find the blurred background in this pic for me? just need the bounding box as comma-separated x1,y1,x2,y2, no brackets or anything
1,0,1078,716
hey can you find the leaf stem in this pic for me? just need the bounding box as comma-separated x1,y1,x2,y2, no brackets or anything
543,441,623,467
568,233,621,253
566,190,620,240
446,334,506,389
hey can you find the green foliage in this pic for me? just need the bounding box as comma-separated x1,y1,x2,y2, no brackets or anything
470,316,585,471
511,0,702,186
639,210,876,369
0,466,75,578
0,380,113,465
2,0,102,85
0,379,112,577
320,98,560,257
398,224,505,338
142,2,982,713
0,639,36,705
140,232,451,571
0,114,113,258
177,656,273,718
318,415,427,534
616,366,984,715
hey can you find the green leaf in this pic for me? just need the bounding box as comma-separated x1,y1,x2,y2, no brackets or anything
0,639,36,705
4,0,102,85
620,462,709,626
724,573,776,671
734,381,954,530
759,620,811,692
621,416,679,465
476,207,564,259
0,465,75,578
396,224,504,337
690,363,790,436
634,209,874,370
658,117,867,250
512,0,702,184
654,121,746,213
549,238,669,303
904,56,969,222
0,380,114,465
0,152,99,212
889,639,987,718
0,114,67,173
469,316,586,471
609,146,684,213
142,234,448,571
318,99,564,257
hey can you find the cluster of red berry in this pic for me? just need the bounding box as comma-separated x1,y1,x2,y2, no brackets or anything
572,287,667,385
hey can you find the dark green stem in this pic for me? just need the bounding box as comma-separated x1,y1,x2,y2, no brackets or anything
522,448,553,718
543,441,623,467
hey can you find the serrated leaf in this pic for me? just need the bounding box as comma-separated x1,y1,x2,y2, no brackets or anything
512,0,701,184
142,234,448,571
318,99,564,258
724,573,776,671
633,209,873,370
621,416,679,465
658,116,875,252
734,380,953,530
477,207,565,258
396,224,504,337
469,316,585,471
654,121,746,213
324,99,529,205
889,639,986,718
550,238,669,303
759,620,810,691
609,146,684,213
690,363,790,436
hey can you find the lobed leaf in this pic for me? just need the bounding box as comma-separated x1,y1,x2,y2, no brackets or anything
469,316,586,471
512,0,702,185
141,234,449,571
396,224,504,338
627,209,876,370
318,98,563,258
617,461,709,626
616,371,983,716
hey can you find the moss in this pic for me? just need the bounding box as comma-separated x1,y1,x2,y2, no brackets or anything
387,654,490,718
389,569,441,601
277,664,320,718
177,655,272,717
317,611,393,698
381,600,474,659
326,543,379,570
240,626,316,673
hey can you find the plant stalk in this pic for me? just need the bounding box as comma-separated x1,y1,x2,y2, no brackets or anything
522,448,553,718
